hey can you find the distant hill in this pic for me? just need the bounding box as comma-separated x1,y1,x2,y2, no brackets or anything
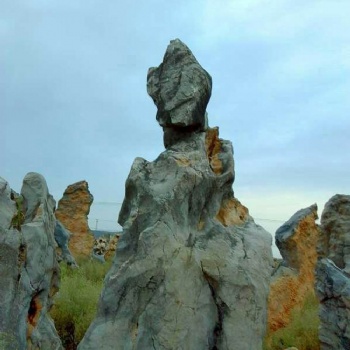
91,230,122,238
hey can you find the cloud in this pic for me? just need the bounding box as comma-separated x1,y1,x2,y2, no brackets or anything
1,0,349,239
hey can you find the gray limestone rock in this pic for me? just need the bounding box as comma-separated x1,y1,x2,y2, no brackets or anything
319,194,350,273
0,173,62,349
275,204,318,271
54,220,78,267
316,194,350,350
315,259,350,350
147,38,212,148
78,40,272,350
0,177,16,229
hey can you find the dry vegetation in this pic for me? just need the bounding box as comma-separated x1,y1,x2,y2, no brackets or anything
50,258,112,350
51,259,320,350
264,292,320,350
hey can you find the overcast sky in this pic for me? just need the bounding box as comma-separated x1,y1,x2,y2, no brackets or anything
1,1,349,250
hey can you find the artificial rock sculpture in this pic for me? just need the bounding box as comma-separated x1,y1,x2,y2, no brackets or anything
316,194,350,349
55,180,94,258
0,173,62,349
267,204,320,334
78,39,273,350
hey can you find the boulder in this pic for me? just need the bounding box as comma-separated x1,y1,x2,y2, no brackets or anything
147,38,212,148
0,173,62,349
316,194,350,349
318,194,350,273
55,180,94,258
267,204,320,333
78,39,273,350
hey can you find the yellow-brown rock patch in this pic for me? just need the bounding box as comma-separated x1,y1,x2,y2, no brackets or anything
55,180,94,258
267,205,320,335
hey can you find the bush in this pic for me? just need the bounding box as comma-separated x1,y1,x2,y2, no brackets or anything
50,258,112,350
264,292,320,350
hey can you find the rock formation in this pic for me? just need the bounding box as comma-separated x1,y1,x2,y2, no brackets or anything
267,204,320,334
55,180,94,258
78,39,273,350
316,194,350,349
104,234,119,261
0,173,62,349
54,220,77,267
92,235,120,262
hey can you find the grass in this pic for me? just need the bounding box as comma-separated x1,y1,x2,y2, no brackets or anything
10,195,25,230
263,292,320,350
50,258,112,350
50,257,320,350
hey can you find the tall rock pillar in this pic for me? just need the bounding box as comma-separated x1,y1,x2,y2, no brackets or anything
78,39,273,350
316,194,350,349
55,180,94,258
0,173,62,349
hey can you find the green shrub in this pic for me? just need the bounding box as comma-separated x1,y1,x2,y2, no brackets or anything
50,258,112,350
264,292,320,350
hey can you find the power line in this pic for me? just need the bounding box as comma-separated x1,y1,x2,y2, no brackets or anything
93,202,122,205
89,217,285,225
255,217,285,223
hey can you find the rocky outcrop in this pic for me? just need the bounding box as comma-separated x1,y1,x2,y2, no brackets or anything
92,235,120,262
55,180,94,258
316,194,350,349
54,220,77,267
78,39,273,350
267,204,319,333
104,235,119,261
0,173,62,349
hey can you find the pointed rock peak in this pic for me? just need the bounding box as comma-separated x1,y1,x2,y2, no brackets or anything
147,39,212,147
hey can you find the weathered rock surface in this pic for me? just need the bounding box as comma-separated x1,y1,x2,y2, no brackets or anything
318,194,350,274
267,204,319,334
55,180,94,258
0,173,62,349
316,194,350,349
147,38,211,148
92,235,120,262
78,39,273,350
104,234,119,261
54,220,77,267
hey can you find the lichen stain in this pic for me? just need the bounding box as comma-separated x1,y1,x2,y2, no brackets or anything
267,212,320,335
205,127,223,175
27,295,43,338
175,156,191,167
216,198,249,227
